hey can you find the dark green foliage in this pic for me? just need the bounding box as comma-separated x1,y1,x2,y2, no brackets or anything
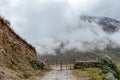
98,55,120,79
31,60,44,70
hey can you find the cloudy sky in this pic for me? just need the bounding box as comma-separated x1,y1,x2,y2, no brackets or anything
0,0,120,54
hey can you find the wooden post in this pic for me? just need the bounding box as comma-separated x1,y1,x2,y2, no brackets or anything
70,63,71,70
66,63,67,70
70,61,71,70
56,60,57,68
46,60,49,70
60,60,63,70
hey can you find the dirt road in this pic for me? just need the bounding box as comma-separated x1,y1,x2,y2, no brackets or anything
37,67,76,80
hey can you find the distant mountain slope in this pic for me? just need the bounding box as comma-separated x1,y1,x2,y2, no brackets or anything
80,15,120,33
39,47,120,64
38,15,120,63
0,17,37,80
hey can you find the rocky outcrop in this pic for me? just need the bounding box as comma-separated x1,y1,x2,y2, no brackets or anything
0,16,38,80
31,60,44,70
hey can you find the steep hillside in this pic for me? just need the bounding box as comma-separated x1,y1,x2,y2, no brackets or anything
0,17,37,80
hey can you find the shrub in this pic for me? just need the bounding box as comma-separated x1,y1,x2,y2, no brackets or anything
98,55,120,80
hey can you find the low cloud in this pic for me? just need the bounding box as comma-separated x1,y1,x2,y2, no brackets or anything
0,0,120,54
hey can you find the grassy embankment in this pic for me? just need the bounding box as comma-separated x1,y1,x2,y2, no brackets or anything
117,63,120,80
72,63,120,80
72,68,106,80
117,63,120,70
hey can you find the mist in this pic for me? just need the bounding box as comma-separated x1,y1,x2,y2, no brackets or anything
35,18,120,55
0,0,120,54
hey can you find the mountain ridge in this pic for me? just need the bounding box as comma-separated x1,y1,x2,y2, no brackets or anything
38,15,120,63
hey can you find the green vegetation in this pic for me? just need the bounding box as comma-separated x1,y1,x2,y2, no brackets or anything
117,64,120,71
72,68,105,80
88,68,106,80
98,55,120,80
72,55,120,80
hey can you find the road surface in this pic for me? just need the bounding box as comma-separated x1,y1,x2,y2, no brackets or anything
37,67,76,80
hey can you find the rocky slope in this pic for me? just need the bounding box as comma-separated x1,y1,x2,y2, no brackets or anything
80,15,120,33
0,17,38,80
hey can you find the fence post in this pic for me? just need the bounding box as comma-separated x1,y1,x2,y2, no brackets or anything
56,60,57,68
60,60,63,70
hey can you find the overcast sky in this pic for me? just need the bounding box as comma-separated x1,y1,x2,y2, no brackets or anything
0,0,120,54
